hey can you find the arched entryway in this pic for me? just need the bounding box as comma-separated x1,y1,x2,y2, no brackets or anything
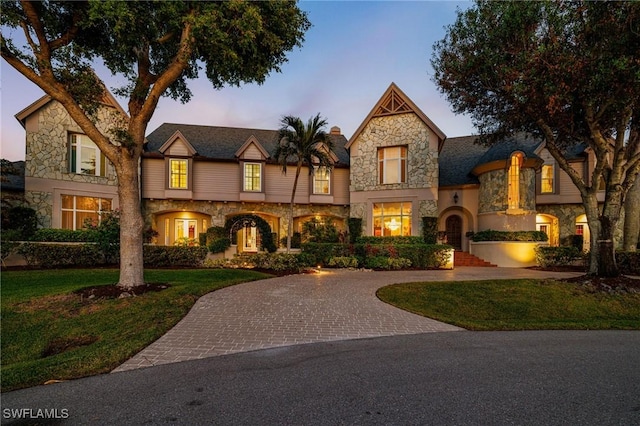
225,214,277,253
445,215,462,250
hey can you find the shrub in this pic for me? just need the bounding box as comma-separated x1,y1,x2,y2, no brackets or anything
143,245,208,267
616,251,640,275
347,218,362,243
363,256,411,270
302,217,339,243
302,242,451,269
297,252,317,268
535,246,581,267
422,217,438,244
327,256,359,268
247,252,302,272
208,237,231,254
0,229,22,265
470,230,548,242
173,237,199,247
83,210,120,264
16,243,104,267
357,236,425,245
280,232,301,249
2,206,39,240
31,228,98,242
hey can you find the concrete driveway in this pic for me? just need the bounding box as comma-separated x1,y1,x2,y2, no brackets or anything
114,267,581,372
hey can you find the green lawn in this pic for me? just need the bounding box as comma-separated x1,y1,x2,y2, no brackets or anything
1,268,271,392
377,279,640,331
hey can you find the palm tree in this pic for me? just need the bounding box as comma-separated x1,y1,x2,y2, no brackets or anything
274,114,334,252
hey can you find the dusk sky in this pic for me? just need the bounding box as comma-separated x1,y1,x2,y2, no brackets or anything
0,1,475,162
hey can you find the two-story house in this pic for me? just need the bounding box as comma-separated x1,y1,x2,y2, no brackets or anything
141,124,350,249
16,82,618,256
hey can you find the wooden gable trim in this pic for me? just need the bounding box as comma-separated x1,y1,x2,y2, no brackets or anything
314,142,339,163
346,82,447,151
235,135,270,159
158,130,197,155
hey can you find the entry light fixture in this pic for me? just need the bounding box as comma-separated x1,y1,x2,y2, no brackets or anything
453,192,459,204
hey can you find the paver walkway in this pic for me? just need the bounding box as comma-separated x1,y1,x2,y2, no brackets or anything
114,267,581,372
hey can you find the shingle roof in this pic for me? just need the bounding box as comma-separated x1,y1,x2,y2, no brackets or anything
0,161,25,192
145,123,350,166
474,133,542,166
438,136,488,187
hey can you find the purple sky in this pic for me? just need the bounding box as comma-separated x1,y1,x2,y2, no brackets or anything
0,1,475,162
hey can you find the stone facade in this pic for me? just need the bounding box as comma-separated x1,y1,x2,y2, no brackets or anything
24,191,52,228
349,114,437,192
478,168,536,214
143,199,349,240
26,101,118,185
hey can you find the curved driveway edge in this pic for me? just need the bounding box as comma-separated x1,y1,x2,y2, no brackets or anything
114,267,581,372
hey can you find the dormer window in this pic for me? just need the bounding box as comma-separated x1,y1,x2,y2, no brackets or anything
378,146,407,184
69,133,106,176
243,162,262,192
169,159,188,189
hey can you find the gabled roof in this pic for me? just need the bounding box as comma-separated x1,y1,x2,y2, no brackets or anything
145,123,350,166
14,91,127,128
158,130,197,155
346,82,447,151
235,135,270,159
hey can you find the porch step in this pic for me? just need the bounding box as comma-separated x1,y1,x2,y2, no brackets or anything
454,251,497,267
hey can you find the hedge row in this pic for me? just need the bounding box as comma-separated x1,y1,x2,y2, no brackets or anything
616,251,640,275
301,242,452,269
14,243,208,268
470,230,548,242
534,246,581,267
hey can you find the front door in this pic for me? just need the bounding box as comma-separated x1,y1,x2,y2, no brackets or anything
176,219,197,243
445,215,462,250
243,226,258,252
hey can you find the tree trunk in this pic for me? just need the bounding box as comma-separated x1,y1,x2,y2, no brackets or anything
116,155,145,288
287,163,303,253
596,215,618,277
623,175,640,251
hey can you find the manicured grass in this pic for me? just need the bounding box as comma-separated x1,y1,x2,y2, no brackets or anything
377,279,640,331
1,268,271,392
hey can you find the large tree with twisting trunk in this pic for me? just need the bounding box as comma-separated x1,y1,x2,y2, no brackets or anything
1,0,310,287
432,0,640,276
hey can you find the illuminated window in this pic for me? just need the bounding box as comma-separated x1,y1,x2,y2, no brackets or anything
61,195,112,230
244,163,261,192
313,166,331,194
378,146,407,184
69,134,106,176
541,164,554,193
575,224,584,236
372,202,411,236
508,153,523,210
169,159,188,189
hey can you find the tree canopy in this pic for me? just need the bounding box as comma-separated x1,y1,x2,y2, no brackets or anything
432,0,640,276
1,0,310,287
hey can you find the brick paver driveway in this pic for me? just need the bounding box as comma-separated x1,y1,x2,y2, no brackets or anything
114,267,580,372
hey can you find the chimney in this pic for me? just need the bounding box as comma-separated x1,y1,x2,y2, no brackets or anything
330,126,341,135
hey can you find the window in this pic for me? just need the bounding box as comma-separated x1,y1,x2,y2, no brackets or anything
373,202,411,236
508,153,523,210
69,134,106,176
575,224,584,236
169,159,188,189
244,163,261,192
378,146,407,184
61,195,112,230
313,166,331,194
541,164,554,193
